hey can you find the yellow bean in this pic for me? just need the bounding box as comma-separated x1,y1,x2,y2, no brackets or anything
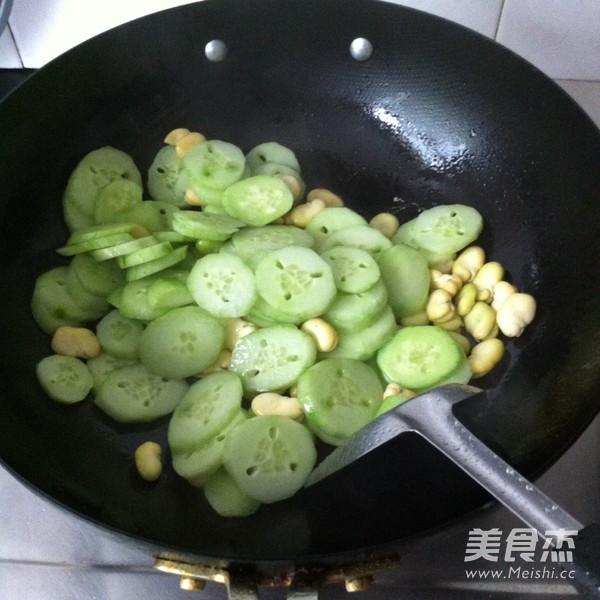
51,326,101,359
135,442,162,482
164,127,190,145
369,213,399,239
464,301,497,341
301,318,338,352
468,338,505,378
452,246,485,282
175,131,206,158
306,188,344,207
251,393,304,421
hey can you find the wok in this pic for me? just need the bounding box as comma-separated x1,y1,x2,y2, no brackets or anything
1,0,599,586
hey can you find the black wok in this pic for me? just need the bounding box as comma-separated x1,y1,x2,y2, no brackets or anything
1,0,599,579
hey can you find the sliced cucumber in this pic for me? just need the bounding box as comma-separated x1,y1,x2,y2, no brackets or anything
95,309,144,361
204,468,261,517
222,175,293,227
167,372,244,452
223,414,316,503
138,305,225,379
94,363,188,423
254,246,336,322
297,358,383,445
376,325,470,392
228,325,316,394
187,253,256,318
36,355,94,404
321,246,381,294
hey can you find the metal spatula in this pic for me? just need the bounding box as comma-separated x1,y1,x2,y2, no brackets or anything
305,384,600,598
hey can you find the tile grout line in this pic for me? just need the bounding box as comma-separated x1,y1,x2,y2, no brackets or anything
493,0,507,41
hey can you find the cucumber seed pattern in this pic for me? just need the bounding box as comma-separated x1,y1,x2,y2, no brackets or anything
245,425,298,476
174,331,199,357
201,268,236,304
274,260,324,301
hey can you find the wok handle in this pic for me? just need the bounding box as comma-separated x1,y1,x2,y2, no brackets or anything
406,387,600,597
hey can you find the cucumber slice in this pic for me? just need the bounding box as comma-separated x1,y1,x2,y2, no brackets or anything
319,225,392,257
94,363,188,423
323,279,389,332
86,351,137,391
228,325,316,394
63,195,95,232
93,179,143,225
400,204,483,256
171,210,245,241
138,305,225,379
324,304,397,362
36,355,94,404
62,146,142,220
229,225,314,268
68,252,125,297
254,246,336,322
147,274,194,311
125,245,188,281
392,219,456,266
376,325,470,392
118,270,189,321
183,139,246,192
223,414,316,503
119,200,179,233
30,267,90,333
117,240,173,268
187,253,256,318
171,410,248,484
245,142,300,174
221,175,293,227
297,358,383,445
305,207,368,249
147,145,187,207
378,243,430,319
204,468,261,517
65,266,111,319
321,246,381,294
90,235,158,261
167,371,244,452
95,309,144,360
57,232,135,257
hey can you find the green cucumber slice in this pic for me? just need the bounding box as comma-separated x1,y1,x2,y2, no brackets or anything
324,304,397,362
183,139,246,192
30,267,90,333
36,355,94,404
171,410,248,484
397,204,483,256
204,469,262,517
95,309,144,360
124,245,188,281
319,224,392,257
228,325,316,394
138,305,225,379
376,325,470,392
171,210,245,241
57,232,135,257
62,146,142,221
93,179,143,225
94,363,188,423
117,240,173,268
187,253,256,318
378,243,430,319
167,371,244,452
119,200,179,233
86,351,137,391
245,142,300,174
305,207,368,249
320,246,381,294
323,279,389,332
223,414,316,503
254,246,336,322
297,358,383,445
221,175,293,227
147,145,187,207
68,252,125,296
90,235,157,261
229,225,314,268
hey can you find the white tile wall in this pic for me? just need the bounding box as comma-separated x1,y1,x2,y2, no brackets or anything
1,0,599,126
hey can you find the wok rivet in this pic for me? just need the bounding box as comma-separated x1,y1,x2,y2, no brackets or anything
180,577,206,592
349,37,373,61
205,39,228,62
